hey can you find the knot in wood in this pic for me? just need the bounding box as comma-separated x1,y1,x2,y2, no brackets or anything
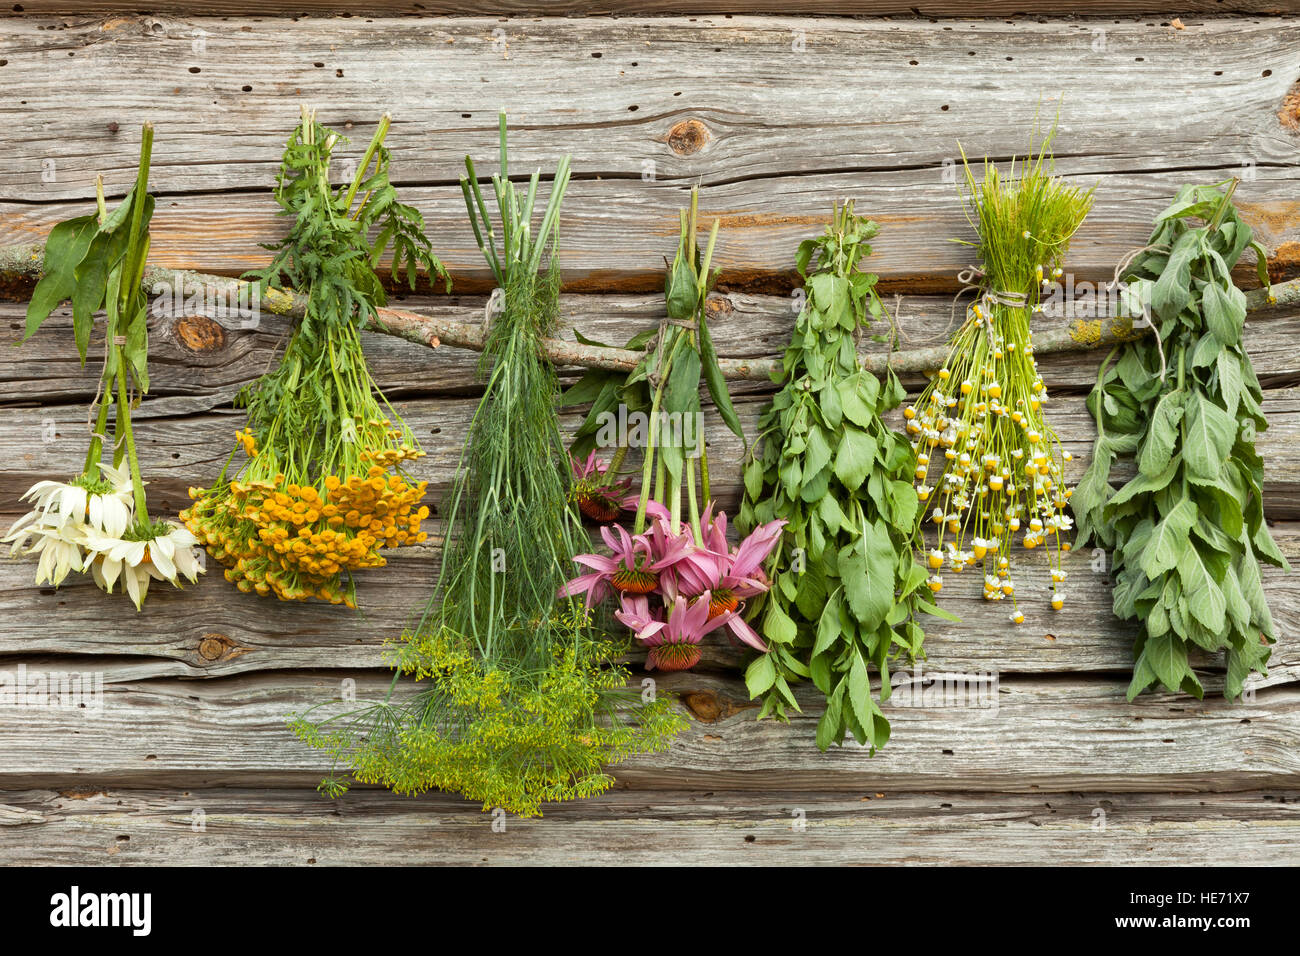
1280,81,1300,131
1270,241,1300,283
705,293,732,316
667,119,710,156
173,315,226,353
198,633,230,661
683,690,723,722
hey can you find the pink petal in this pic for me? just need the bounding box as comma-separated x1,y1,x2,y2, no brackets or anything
725,614,770,652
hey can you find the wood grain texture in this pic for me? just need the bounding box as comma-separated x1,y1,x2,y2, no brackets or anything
3,8,1300,864
8,3,1300,19
1,787,1297,866
1,505,1296,682
1,16,1298,290
0,667,1296,792
8,375,1300,516
2,296,1297,682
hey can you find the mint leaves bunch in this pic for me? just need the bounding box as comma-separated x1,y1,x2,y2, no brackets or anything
738,204,944,752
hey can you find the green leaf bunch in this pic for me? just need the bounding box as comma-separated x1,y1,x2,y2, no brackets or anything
238,107,449,463
737,204,942,752
184,109,446,605
1072,181,1287,700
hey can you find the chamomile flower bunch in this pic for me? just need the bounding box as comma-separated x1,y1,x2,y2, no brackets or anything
906,138,1092,619
3,124,204,609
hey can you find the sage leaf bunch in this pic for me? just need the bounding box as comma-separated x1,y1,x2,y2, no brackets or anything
1072,180,1287,700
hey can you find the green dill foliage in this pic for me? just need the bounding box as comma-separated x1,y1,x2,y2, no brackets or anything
737,204,941,752
1073,181,1287,700
292,115,684,815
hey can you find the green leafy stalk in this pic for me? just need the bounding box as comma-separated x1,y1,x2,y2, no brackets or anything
737,204,944,753
293,115,683,816
1072,180,1286,700
183,108,445,606
24,124,157,517
561,185,743,539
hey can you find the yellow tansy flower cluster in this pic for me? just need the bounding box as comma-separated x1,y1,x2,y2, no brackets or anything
181,424,430,606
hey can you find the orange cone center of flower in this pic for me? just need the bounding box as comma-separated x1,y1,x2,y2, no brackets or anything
612,566,658,594
648,643,702,671
708,588,738,619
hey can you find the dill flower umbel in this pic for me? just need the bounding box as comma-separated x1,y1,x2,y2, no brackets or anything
907,140,1093,618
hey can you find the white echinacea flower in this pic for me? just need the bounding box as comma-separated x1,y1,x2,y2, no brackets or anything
18,461,135,538
82,522,204,610
3,512,87,587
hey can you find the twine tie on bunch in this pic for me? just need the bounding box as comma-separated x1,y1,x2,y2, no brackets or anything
645,315,698,388
1104,243,1170,382
950,266,1030,341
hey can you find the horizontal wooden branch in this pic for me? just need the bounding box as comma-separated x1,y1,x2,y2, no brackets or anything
3,242,1297,383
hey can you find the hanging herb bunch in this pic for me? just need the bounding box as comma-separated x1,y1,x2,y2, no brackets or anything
905,139,1093,621
181,108,446,607
736,204,945,752
4,125,204,608
1072,180,1287,699
292,116,684,817
560,188,786,672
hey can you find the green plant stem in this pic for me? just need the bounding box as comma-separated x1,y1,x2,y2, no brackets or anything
633,330,685,533
120,124,154,311
685,452,702,545
115,360,147,519
83,386,112,477
699,445,711,504
341,114,390,214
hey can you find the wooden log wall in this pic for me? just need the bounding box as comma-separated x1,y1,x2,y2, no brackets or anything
1,4,1299,865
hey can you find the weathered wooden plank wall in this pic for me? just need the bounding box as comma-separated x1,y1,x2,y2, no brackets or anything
1,7,1299,865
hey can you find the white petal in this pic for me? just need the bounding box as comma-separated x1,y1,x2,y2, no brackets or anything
125,566,150,610
150,547,177,581
99,556,123,591
61,486,87,523
113,540,147,566
174,547,201,581
53,540,80,585
103,498,130,537
34,542,56,585
88,494,104,531
167,525,198,548
153,534,176,561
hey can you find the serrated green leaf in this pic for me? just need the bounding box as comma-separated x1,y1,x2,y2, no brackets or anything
744,653,777,698
1139,494,1196,579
